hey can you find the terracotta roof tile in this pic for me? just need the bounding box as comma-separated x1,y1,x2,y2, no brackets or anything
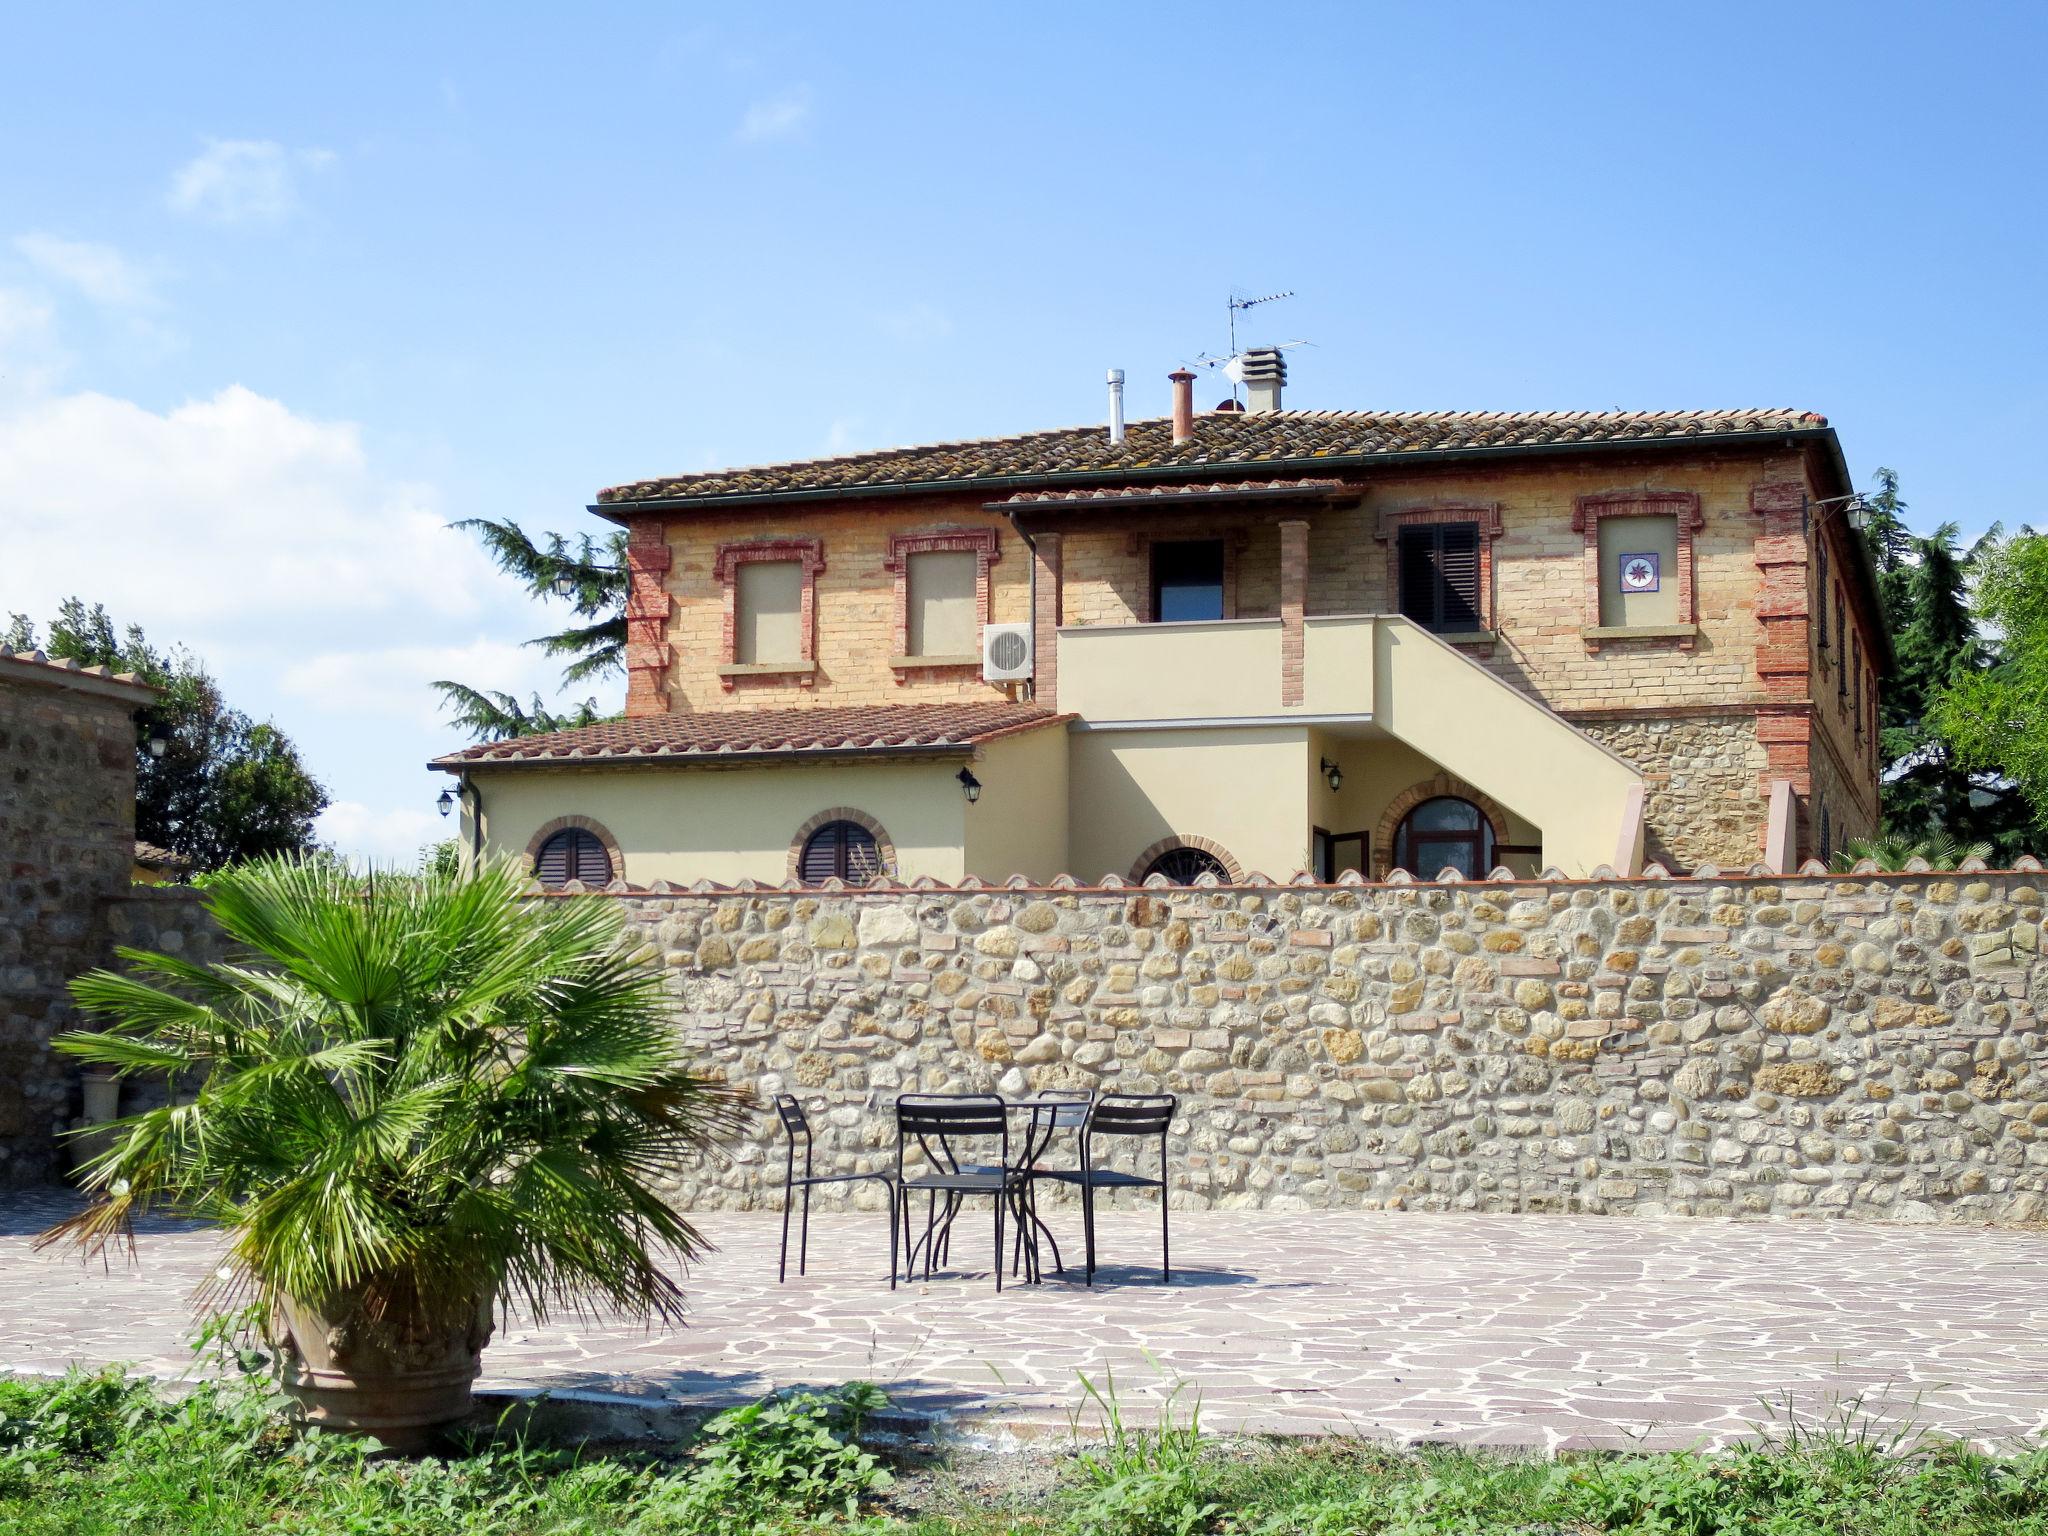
596,409,1830,507
0,648,156,702
432,702,1069,769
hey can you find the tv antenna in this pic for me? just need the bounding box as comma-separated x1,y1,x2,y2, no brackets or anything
1228,289,1293,356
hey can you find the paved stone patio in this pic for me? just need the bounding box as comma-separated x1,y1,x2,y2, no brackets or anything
1,1189,2042,1451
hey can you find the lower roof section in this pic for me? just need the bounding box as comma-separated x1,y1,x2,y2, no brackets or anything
430,700,1070,770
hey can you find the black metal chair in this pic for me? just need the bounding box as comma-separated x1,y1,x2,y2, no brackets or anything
895,1094,1034,1290
772,1094,899,1287
1031,1093,1178,1285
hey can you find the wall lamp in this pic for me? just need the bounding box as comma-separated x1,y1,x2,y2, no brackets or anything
437,786,456,818
1320,757,1343,792
551,569,578,599
145,734,168,759
956,766,982,803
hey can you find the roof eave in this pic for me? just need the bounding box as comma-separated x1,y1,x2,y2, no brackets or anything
586,427,1841,523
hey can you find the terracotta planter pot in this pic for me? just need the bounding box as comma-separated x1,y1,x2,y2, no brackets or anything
80,1072,122,1125
271,1287,496,1452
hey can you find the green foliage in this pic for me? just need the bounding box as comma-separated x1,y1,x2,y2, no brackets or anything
432,681,608,743
1857,484,2034,860
11,600,329,873
3,1367,2048,1535
1933,531,2048,841
1065,1370,1217,1536
418,838,465,879
1830,832,1994,871
42,854,748,1331
434,518,627,743
649,1384,895,1528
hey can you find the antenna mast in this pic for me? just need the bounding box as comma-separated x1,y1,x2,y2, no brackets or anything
1228,289,1294,358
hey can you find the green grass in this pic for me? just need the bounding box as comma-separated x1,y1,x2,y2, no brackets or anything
0,1366,2044,1535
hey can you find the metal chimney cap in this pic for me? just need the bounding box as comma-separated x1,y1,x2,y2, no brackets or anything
1239,348,1288,382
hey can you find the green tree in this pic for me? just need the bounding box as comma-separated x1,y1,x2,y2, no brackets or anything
10,600,328,873
1931,531,2048,840
432,518,626,742
1859,481,2033,860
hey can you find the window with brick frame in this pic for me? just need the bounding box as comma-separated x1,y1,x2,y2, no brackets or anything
1851,632,1863,737
1375,503,1502,636
884,527,999,668
1835,588,1847,698
1572,491,1704,646
714,537,825,687
1816,538,1831,652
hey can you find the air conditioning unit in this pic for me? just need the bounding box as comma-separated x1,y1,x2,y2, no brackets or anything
982,622,1033,682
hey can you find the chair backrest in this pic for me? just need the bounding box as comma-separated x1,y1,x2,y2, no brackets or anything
896,1093,1007,1137
896,1093,1008,1174
773,1093,811,1139
1086,1093,1177,1140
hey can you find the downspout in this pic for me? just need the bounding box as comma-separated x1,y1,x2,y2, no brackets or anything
462,772,485,869
1004,506,1038,705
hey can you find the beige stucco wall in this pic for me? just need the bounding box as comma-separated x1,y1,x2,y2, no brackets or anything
961,722,1071,883
1067,725,1314,879
469,759,973,886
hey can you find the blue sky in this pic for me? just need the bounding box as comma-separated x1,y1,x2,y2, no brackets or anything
3,3,2043,861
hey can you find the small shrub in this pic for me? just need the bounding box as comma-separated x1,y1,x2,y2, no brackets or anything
649,1382,895,1530
1065,1369,1217,1536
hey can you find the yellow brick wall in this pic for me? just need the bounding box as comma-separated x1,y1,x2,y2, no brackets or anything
656,492,1028,713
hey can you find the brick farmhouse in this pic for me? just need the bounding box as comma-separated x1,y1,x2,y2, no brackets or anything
434,364,1888,890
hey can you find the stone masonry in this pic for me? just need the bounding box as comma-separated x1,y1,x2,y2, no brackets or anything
611,869,2048,1224
0,655,153,1186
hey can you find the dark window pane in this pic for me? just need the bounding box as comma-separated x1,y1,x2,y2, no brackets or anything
1395,523,1481,633
1393,797,1494,878
1410,798,1479,832
1142,846,1230,885
1151,540,1225,623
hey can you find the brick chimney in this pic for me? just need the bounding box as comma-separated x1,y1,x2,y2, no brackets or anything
1169,369,1196,443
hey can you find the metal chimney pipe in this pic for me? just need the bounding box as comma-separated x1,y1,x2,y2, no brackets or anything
1107,368,1126,445
1169,369,1196,443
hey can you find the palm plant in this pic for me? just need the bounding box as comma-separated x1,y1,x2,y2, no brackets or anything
1829,832,1995,872
40,855,744,1438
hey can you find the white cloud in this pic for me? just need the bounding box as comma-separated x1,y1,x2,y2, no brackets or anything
167,139,334,225
736,87,813,143
315,800,451,867
13,233,157,308
0,384,497,634
280,638,561,730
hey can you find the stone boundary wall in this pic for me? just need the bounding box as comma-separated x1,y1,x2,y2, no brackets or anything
617,870,2048,1223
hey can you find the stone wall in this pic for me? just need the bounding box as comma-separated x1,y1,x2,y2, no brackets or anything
1574,713,1770,872
0,666,144,1185
622,869,2048,1224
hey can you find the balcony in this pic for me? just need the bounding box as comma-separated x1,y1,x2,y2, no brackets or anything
1054,613,1646,877
1056,615,1377,723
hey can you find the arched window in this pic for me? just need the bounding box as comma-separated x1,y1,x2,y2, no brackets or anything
1393,796,1495,879
798,819,885,885
534,827,613,889
1141,846,1231,885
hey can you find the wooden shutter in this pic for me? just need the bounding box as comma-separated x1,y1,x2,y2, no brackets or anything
536,828,611,888
800,820,881,884
1436,524,1481,630
535,832,573,887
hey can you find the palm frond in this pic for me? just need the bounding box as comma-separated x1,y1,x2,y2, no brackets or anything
44,853,742,1328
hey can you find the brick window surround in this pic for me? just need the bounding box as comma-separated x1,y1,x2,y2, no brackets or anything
1373,503,1503,637
714,537,825,690
1128,834,1245,885
1572,490,1703,650
1124,530,1245,623
1373,774,1512,878
884,526,1000,675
